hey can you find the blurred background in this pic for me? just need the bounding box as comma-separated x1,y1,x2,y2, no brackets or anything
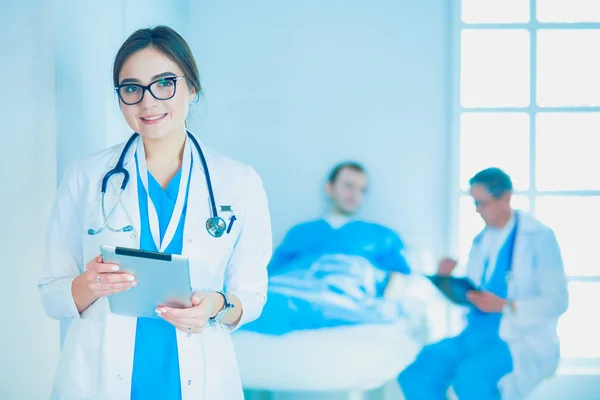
2,0,599,398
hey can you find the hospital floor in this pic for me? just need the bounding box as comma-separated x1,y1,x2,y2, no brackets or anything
244,373,600,399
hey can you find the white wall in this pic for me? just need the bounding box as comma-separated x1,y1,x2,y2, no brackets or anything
55,0,190,180
0,1,59,398
0,1,189,397
186,0,450,257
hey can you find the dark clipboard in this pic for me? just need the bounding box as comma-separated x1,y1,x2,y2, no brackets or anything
426,275,478,305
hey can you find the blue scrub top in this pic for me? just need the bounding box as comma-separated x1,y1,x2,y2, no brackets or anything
130,156,191,400
464,223,518,344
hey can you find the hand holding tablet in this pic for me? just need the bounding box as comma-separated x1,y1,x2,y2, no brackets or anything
100,245,193,318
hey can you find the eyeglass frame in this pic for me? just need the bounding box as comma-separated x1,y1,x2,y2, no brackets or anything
115,76,186,105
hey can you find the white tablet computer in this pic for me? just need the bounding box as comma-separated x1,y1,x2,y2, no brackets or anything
100,245,193,318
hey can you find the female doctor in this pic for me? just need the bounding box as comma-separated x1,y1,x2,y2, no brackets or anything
38,26,272,400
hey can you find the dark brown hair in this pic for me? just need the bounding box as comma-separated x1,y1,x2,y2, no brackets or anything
328,162,366,183
113,25,202,100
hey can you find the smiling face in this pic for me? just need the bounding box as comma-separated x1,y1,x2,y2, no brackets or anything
117,46,196,141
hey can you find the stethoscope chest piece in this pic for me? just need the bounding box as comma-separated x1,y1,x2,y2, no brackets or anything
206,216,227,238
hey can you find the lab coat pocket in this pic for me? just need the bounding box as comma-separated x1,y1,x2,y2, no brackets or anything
190,230,238,279
53,319,102,398
212,230,238,268
512,253,537,298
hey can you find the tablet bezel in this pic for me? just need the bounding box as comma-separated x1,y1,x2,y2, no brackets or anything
100,245,193,318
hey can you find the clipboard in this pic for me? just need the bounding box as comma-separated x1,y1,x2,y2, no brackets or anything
426,275,478,305
100,245,193,318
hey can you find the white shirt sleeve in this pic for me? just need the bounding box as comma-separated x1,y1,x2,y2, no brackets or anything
38,162,84,320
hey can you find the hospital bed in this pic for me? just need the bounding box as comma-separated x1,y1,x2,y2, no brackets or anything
232,249,450,400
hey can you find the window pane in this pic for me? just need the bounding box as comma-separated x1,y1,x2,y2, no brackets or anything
558,282,600,358
537,30,600,107
536,113,600,191
457,195,529,265
460,112,530,191
535,196,600,276
462,0,529,23
461,30,530,108
537,0,600,23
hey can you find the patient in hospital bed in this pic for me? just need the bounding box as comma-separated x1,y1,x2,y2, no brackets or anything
233,162,428,393
241,161,412,335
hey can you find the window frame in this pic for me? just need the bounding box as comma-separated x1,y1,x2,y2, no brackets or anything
449,0,600,370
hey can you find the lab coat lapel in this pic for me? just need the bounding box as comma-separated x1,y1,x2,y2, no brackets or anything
183,141,216,244
512,221,529,273
508,212,538,295
184,162,209,238
106,142,141,236
466,233,486,286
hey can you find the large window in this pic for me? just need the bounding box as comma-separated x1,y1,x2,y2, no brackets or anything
452,1,600,367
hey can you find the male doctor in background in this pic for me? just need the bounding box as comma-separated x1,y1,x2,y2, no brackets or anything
398,167,568,399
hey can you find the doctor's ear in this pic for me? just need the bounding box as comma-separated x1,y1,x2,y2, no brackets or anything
325,182,333,196
188,87,197,104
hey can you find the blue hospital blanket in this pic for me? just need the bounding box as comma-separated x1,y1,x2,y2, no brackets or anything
241,254,406,335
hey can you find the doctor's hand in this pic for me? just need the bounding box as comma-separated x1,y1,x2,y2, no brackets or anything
72,256,137,314
156,292,223,335
438,258,458,276
466,291,506,313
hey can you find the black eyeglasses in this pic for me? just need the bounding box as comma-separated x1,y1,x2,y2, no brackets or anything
115,76,185,105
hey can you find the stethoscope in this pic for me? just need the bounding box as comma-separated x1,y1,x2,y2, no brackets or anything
87,131,231,238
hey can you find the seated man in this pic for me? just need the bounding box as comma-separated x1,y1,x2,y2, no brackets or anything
242,162,412,335
398,168,569,400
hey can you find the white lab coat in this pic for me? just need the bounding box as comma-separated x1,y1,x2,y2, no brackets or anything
464,211,568,399
38,138,273,400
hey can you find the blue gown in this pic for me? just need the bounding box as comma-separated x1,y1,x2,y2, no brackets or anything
398,225,516,400
268,220,410,285
242,220,411,335
130,159,190,400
